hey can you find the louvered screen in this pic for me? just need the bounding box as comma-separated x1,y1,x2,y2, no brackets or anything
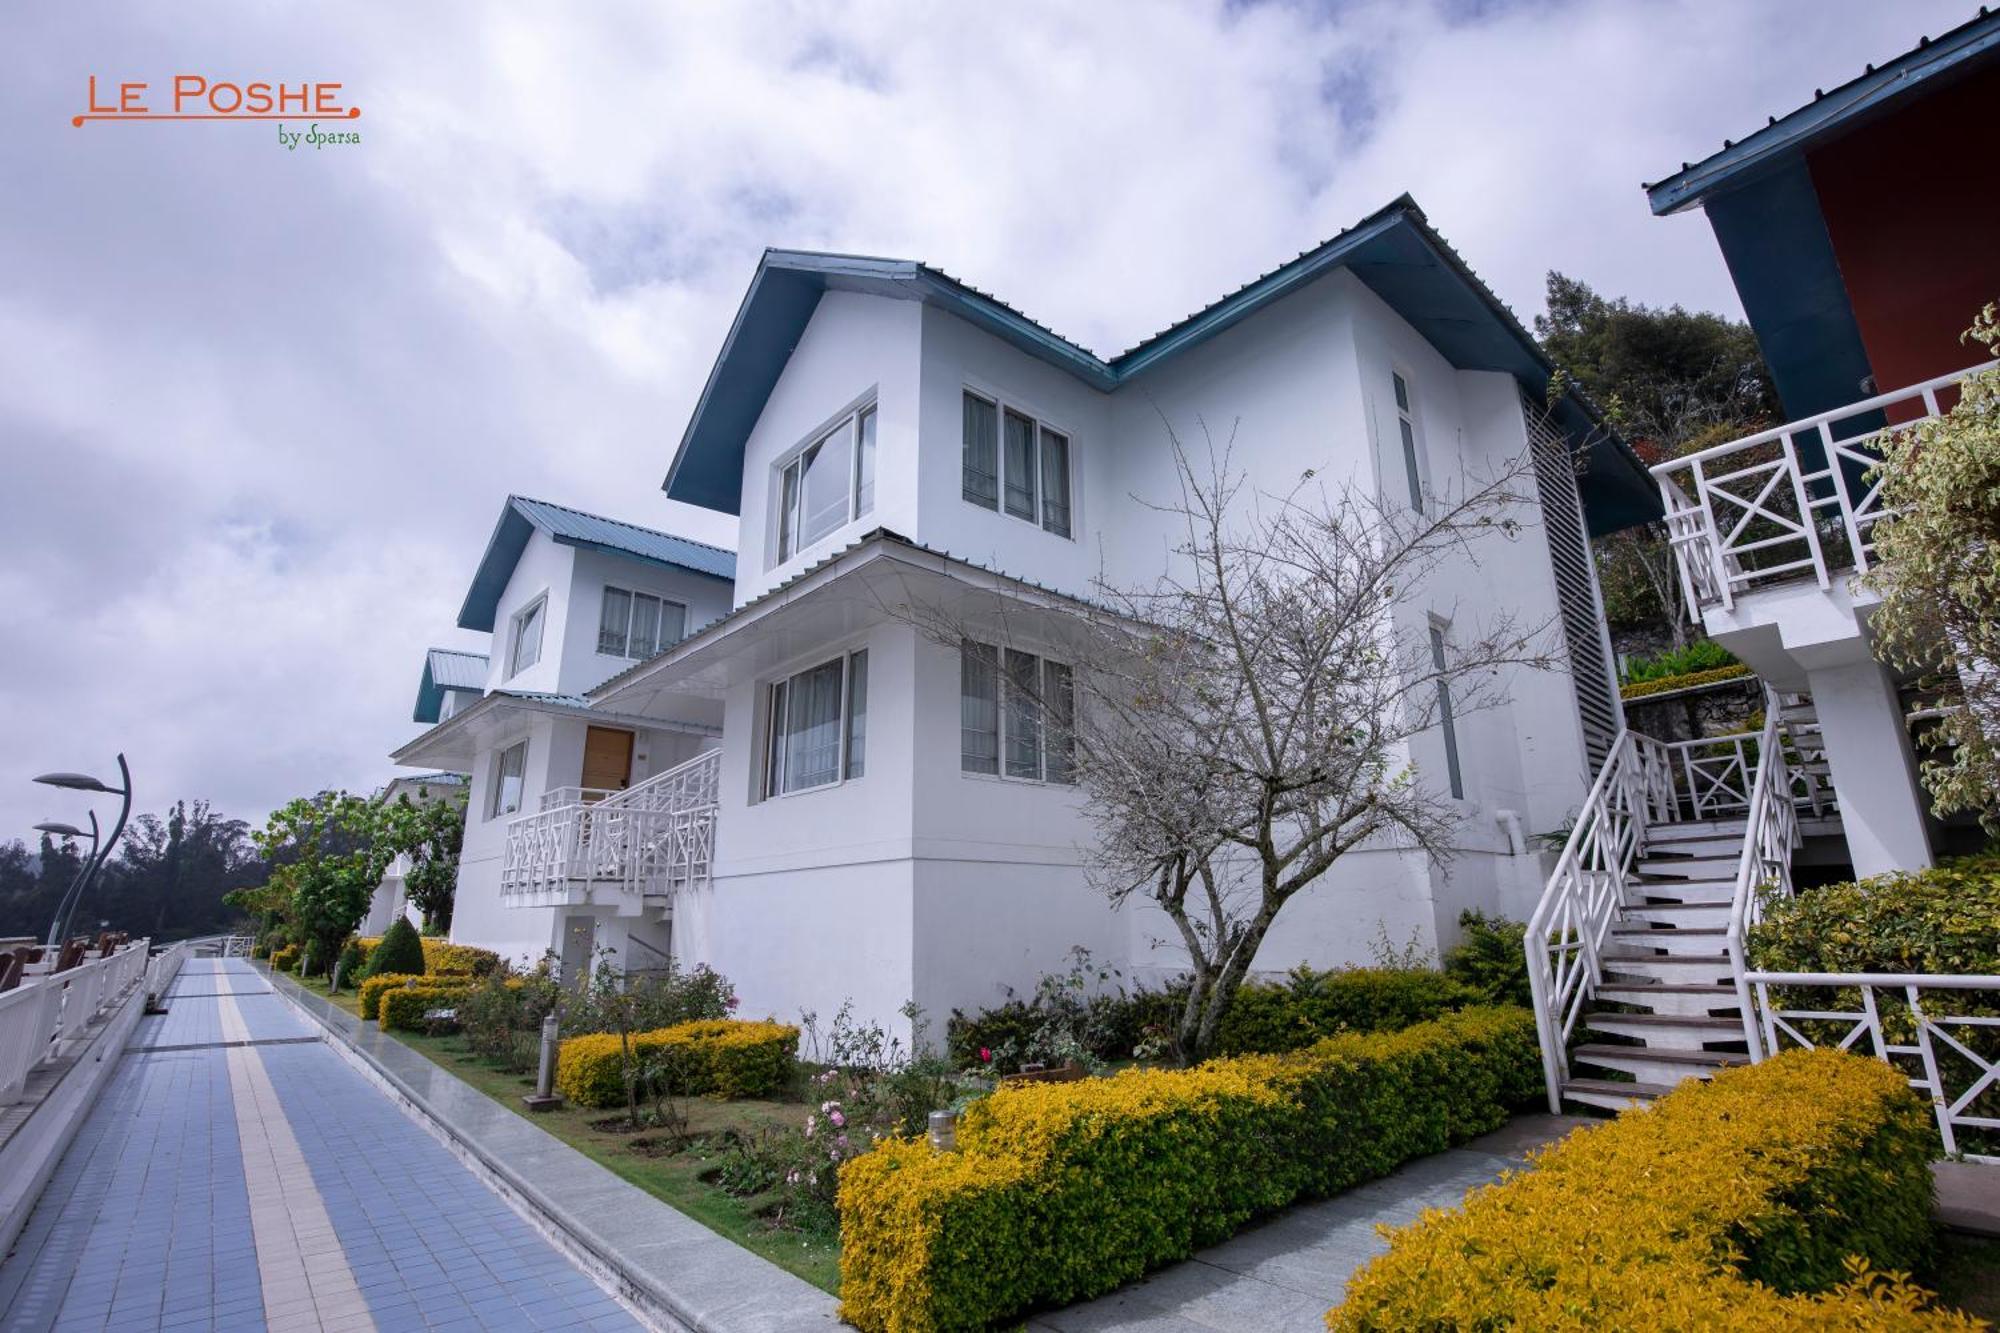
1524,394,1620,771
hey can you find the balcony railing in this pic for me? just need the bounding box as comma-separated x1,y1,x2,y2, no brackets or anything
1653,361,1994,619
500,749,720,906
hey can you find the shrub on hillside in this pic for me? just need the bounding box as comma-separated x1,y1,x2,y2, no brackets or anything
365,919,425,979
1213,966,1484,1055
1330,1049,1960,1329
1749,851,2000,976
1441,911,1532,1008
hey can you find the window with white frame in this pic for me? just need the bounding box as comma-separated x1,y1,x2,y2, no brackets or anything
775,405,876,565
1391,372,1424,512
597,586,688,659
764,649,868,796
1428,621,1464,800
489,740,527,818
961,391,1072,538
508,595,546,678
960,641,1075,782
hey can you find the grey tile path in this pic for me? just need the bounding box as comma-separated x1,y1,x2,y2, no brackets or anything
1024,1114,1596,1332
0,960,646,1333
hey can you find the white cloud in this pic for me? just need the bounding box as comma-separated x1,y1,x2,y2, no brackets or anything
0,0,1968,840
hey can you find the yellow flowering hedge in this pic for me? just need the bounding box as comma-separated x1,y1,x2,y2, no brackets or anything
555,1019,800,1107
268,945,302,973
353,936,500,977
1620,662,1755,699
1330,1049,1972,1331
837,1006,1541,1333
358,972,426,1021
379,983,478,1032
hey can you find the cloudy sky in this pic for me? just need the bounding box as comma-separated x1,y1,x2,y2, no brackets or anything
0,0,1969,842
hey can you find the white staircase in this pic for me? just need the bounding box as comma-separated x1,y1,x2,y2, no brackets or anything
1528,692,1834,1113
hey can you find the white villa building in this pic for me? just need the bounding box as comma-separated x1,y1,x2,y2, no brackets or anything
397,194,1668,1040
395,494,735,975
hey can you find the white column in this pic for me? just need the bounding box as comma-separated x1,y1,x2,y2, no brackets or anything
1806,658,1934,878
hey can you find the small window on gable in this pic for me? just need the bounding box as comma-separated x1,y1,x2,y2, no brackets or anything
775,404,876,567
962,390,1074,538
509,596,545,678
1392,372,1424,512
598,586,687,660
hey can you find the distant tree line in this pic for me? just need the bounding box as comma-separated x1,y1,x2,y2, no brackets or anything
0,800,269,942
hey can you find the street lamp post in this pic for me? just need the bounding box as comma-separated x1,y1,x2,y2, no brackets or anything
32,814,98,950
33,754,132,950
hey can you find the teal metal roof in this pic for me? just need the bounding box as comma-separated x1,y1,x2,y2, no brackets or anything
412,648,489,724
663,195,1660,536
456,495,736,633
1646,9,2000,215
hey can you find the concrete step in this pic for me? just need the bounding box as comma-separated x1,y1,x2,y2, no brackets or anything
1582,1011,1747,1046
1594,981,1740,1016
1561,1076,1676,1111
1637,854,1743,877
1641,834,1745,857
1600,954,1735,986
1572,1043,1749,1085
1619,901,1731,929
1634,880,1736,905
1646,818,1748,840
1607,925,1729,957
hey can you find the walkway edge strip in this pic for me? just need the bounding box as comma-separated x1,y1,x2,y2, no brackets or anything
264,969,841,1333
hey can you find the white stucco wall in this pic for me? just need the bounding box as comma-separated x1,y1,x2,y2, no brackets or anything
482,534,575,696
559,546,734,696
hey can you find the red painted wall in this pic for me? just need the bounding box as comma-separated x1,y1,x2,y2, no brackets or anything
1809,57,2000,400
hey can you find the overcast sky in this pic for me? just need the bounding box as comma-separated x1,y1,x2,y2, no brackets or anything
0,0,1970,843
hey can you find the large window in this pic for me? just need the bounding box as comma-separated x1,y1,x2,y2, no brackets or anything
1391,372,1424,512
508,595,546,678
776,405,876,565
489,740,527,818
764,649,869,796
598,586,688,659
1429,622,1464,800
962,391,1072,538
960,641,1075,782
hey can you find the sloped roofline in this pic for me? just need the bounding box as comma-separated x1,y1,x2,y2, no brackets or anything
662,195,1660,534
413,647,490,724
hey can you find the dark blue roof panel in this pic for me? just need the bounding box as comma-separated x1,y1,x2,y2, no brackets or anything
413,647,488,724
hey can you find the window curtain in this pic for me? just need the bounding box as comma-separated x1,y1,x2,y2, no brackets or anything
844,650,868,779
784,658,845,790
1040,429,1071,537
1003,648,1042,778
1043,659,1075,783
962,393,999,509
800,430,853,550
960,642,1000,774
659,599,688,648
597,588,630,656
1003,410,1037,520
629,594,662,658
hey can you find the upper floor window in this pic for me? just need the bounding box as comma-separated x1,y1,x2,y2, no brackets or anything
508,595,546,678
960,641,1075,782
489,740,527,818
776,405,876,565
1429,620,1464,800
1391,372,1424,512
962,391,1072,538
764,649,868,796
598,586,688,659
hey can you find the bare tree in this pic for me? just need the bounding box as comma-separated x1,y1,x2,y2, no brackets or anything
901,424,1561,1062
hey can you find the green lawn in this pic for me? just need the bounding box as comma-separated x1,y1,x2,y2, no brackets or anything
286,974,841,1293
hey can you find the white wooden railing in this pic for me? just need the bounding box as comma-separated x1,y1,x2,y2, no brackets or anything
1745,972,2000,1162
0,940,149,1105
144,941,190,1008
501,749,720,905
1724,700,1800,1059
1525,729,1678,1108
1653,361,1994,618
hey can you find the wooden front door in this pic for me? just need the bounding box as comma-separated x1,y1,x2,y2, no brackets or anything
582,726,635,795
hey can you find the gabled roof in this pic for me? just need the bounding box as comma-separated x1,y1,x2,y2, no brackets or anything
412,648,489,724
663,194,1660,535
456,495,737,633
1645,8,2000,214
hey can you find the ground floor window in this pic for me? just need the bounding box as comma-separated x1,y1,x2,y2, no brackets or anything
765,649,868,795
960,641,1074,782
490,739,527,818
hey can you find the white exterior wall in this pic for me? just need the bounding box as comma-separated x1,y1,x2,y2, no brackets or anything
455,710,562,966
482,534,575,696
733,292,923,608
559,547,734,696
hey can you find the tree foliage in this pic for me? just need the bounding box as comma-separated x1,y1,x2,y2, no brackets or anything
376,791,465,932
1864,305,2000,831
253,791,395,976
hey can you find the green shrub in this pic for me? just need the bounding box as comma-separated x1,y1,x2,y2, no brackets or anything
838,1006,1542,1332
301,936,329,978
1620,637,1739,684
555,1019,800,1107
358,972,425,1020
365,919,426,979
1749,851,2000,975
1330,1049,1958,1330
269,944,301,973
1213,966,1485,1055
1442,911,1532,1008
333,939,366,988
379,983,475,1032
1620,663,1754,699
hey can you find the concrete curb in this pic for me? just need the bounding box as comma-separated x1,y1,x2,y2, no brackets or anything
264,968,842,1333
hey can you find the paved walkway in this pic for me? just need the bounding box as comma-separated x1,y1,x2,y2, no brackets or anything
0,960,643,1333
1027,1114,1594,1332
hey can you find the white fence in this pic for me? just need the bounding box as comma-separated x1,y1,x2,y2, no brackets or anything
143,941,190,1007
1653,361,1993,618
0,940,149,1105
1746,972,2000,1162
501,749,720,905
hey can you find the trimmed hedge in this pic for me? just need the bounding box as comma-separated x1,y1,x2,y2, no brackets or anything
555,1019,800,1107
1330,1049,1965,1330
365,920,426,979
379,983,476,1032
268,945,302,973
421,938,501,977
1750,851,2000,976
1620,662,1754,699
837,1006,1541,1333
358,972,426,1021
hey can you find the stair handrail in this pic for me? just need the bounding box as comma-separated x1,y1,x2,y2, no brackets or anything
1724,691,1801,1062
1525,727,1672,1111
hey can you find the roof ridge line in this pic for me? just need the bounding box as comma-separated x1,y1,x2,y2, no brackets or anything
508,493,737,557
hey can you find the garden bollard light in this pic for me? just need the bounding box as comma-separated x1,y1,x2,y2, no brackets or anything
928,1109,958,1153
523,1013,564,1112
330,959,344,994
